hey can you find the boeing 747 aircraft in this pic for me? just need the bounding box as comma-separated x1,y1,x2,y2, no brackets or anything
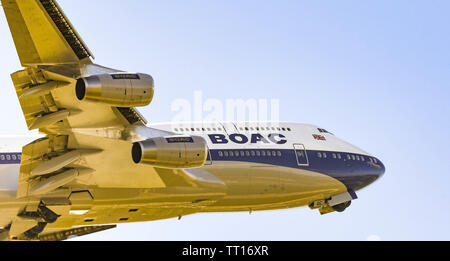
0,0,385,241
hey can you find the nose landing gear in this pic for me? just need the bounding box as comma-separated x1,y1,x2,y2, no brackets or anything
309,191,357,215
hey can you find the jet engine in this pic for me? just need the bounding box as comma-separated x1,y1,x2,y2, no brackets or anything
132,136,208,169
76,73,154,107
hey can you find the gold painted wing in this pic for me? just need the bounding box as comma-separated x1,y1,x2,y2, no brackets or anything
0,0,169,241
1,0,166,199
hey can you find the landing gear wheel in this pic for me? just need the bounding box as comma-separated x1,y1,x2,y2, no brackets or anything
332,201,352,212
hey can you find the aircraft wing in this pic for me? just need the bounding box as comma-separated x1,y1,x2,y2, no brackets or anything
2,0,166,198
0,0,168,240
0,0,170,240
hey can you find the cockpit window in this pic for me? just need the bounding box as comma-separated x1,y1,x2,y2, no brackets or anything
318,128,334,135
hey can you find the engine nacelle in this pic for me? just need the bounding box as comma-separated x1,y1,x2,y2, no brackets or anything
76,73,154,107
132,136,208,169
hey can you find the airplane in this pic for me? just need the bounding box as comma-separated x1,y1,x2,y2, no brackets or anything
0,0,385,241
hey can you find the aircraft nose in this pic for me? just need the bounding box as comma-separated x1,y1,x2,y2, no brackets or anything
360,156,385,189
343,155,385,191
372,157,386,178
379,159,386,177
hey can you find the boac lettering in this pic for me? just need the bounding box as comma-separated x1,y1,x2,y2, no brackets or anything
209,133,287,145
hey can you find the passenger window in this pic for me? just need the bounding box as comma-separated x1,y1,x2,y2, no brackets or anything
240,151,245,157
18,155,21,160
373,158,378,164
347,155,351,160
245,151,250,157
250,151,255,157
6,155,11,160
272,151,277,157
317,152,322,158
229,151,234,157
361,156,365,161
332,153,337,159
0,155,4,161
12,155,16,160
337,154,342,159
218,151,223,157
351,155,356,161
261,151,266,156
224,151,229,157
277,151,282,157
323,153,327,159
256,151,261,157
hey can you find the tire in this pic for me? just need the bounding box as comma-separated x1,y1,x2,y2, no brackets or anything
332,201,352,212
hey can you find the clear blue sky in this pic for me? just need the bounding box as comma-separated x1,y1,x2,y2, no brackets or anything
0,0,449,240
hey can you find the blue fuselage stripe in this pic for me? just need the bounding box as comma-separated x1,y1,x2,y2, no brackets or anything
208,149,385,191
0,153,22,165
2,150,384,191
